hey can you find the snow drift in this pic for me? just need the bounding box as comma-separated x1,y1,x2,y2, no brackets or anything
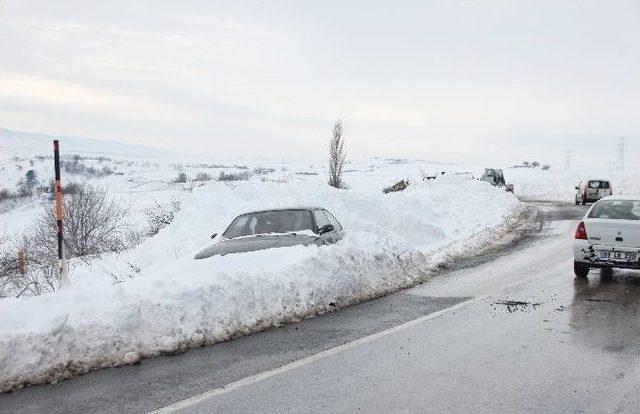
0,174,523,392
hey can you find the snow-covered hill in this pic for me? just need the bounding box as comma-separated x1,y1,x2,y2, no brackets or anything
0,128,172,158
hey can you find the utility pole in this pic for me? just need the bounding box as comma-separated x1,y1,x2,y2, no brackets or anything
564,150,571,172
616,137,625,172
53,140,69,285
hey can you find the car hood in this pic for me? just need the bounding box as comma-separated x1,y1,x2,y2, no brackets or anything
194,233,318,259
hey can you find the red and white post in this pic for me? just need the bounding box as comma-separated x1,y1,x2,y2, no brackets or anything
53,140,69,284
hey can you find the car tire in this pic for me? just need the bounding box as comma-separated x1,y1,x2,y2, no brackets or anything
581,197,586,206
600,266,613,280
574,261,589,278
575,198,579,206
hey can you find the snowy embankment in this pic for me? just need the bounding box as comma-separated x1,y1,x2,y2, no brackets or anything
508,169,640,203
0,174,523,392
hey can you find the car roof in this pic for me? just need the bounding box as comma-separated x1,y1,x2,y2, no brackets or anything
580,178,611,182
235,207,324,216
596,195,640,201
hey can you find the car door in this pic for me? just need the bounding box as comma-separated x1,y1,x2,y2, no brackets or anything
576,180,582,201
313,209,334,244
323,209,344,242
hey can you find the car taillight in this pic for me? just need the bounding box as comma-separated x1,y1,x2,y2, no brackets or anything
575,221,587,240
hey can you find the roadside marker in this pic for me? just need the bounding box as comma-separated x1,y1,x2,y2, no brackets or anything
53,140,68,285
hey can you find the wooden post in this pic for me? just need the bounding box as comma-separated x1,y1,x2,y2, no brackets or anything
53,140,68,284
18,249,25,275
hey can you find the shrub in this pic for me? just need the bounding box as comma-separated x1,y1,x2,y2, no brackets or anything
253,167,275,175
174,172,188,183
16,181,33,197
193,171,212,182
0,189,14,202
25,170,38,187
0,238,60,298
64,182,83,194
145,199,181,236
217,171,250,181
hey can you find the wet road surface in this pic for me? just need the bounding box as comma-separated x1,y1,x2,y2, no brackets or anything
1,203,639,413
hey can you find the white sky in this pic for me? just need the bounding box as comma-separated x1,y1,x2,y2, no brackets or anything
0,0,638,166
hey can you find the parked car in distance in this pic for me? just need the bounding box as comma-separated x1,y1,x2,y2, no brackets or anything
575,178,612,205
480,168,514,193
195,207,344,259
573,195,640,278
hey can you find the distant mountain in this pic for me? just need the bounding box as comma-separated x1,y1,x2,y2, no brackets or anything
0,128,172,158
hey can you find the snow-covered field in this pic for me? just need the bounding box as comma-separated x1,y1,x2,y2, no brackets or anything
0,134,527,391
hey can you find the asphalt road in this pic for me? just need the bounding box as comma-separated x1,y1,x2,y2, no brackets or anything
2,203,639,413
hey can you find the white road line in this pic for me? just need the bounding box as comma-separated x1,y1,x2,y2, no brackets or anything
149,295,486,414
150,259,566,414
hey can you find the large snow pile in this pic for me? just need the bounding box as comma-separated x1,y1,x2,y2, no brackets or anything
508,168,640,203
0,164,523,392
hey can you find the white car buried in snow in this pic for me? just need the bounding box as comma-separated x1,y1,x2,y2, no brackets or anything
573,195,640,278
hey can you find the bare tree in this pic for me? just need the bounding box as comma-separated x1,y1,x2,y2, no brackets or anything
29,184,130,260
328,120,346,189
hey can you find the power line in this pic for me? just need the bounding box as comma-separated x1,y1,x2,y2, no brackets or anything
616,137,625,172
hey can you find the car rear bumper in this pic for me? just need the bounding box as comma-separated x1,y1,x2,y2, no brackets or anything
573,240,640,269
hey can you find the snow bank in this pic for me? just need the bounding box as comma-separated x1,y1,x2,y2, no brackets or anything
508,169,640,203
0,174,523,392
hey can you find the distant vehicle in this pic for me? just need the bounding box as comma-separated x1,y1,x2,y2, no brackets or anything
195,207,344,259
573,196,640,278
480,168,514,193
574,179,612,205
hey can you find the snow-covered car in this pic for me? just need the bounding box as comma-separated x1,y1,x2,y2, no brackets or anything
480,168,514,193
195,207,344,259
573,196,640,278
574,178,612,205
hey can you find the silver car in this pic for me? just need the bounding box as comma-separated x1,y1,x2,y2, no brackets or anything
195,207,344,259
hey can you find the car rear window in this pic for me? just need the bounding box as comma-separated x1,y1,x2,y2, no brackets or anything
588,180,610,189
588,200,640,220
223,210,314,238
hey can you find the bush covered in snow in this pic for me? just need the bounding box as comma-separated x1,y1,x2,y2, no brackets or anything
193,171,212,182
145,199,181,236
217,170,250,181
173,172,188,183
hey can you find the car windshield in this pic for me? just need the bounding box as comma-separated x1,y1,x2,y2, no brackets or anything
588,200,640,220
223,210,315,238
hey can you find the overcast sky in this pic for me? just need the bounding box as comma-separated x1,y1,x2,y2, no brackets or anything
0,0,638,165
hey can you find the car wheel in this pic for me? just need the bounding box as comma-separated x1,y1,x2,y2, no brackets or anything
574,261,589,278
575,197,579,206
581,197,586,206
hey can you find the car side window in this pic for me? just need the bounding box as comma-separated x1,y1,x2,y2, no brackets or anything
313,210,331,231
323,210,343,231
